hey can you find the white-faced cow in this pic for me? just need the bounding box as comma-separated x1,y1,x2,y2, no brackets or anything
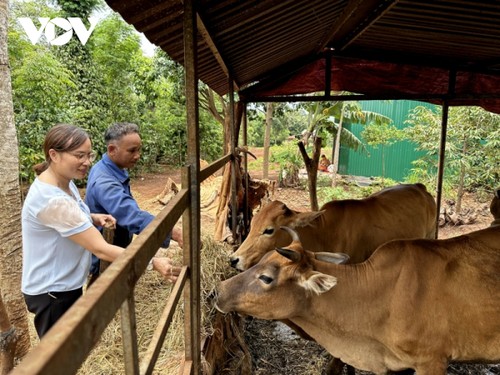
230,183,436,271
216,226,500,374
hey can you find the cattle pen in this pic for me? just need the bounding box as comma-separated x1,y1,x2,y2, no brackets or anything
9,0,500,374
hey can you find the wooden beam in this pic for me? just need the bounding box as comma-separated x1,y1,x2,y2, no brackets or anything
320,0,400,52
242,92,500,103
197,13,240,91
200,154,231,182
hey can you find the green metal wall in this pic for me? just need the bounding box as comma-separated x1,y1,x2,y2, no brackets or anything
338,100,436,181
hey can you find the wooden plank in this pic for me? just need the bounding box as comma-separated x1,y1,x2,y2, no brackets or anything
140,266,189,375
121,294,139,375
199,154,231,182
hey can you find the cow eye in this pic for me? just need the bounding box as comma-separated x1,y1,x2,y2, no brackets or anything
259,275,273,284
262,227,274,235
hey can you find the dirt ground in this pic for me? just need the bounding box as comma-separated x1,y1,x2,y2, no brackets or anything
130,165,497,375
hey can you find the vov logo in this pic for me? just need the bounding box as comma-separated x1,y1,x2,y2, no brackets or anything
18,18,98,46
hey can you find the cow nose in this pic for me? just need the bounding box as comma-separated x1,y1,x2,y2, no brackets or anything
230,257,239,269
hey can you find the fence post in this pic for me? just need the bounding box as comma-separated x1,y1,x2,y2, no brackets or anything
102,222,140,374
100,222,114,272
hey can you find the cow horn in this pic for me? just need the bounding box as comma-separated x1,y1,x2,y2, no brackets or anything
276,247,302,262
235,146,257,160
315,252,350,264
280,226,300,242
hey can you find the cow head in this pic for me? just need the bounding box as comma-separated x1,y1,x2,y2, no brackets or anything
230,200,324,271
216,227,348,320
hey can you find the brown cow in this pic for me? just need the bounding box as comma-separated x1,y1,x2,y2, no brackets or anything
230,183,436,271
216,226,500,374
490,188,500,226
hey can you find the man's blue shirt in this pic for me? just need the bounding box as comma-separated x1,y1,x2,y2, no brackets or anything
85,153,170,248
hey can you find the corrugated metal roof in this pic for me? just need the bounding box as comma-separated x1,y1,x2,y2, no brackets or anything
104,0,500,102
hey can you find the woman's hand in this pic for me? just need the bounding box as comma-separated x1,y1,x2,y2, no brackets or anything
152,257,181,283
91,213,116,228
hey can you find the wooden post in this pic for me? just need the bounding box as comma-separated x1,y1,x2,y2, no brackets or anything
435,69,456,239
183,0,202,371
229,79,238,243
242,105,249,232
100,222,114,273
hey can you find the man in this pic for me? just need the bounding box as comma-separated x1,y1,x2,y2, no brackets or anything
85,122,183,279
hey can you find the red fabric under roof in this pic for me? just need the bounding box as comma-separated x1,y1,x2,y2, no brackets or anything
240,57,500,114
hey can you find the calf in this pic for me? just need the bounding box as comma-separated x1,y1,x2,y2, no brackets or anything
216,226,500,374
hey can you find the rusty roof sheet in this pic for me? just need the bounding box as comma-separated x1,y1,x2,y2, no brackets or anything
104,0,500,106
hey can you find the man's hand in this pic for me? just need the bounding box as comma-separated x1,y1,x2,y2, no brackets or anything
91,213,116,228
152,257,181,283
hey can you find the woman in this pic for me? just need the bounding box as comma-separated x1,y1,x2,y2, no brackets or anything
21,124,180,338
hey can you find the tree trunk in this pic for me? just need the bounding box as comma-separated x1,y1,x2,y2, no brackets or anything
0,291,16,374
263,103,273,179
381,147,386,187
298,137,322,211
223,113,231,155
0,0,31,359
331,103,344,187
456,137,468,214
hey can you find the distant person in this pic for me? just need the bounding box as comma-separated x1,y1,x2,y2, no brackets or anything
85,122,183,279
21,124,180,338
318,154,331,172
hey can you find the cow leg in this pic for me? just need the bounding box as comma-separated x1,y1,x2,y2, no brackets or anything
345,363,356,375
414,361,447,375
324,356,354,375
278,319,314,341
278,321,354,375
388,370,415,375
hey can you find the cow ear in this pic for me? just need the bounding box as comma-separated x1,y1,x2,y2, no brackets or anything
315,252,350,264
302,272,337,295
495,189,500,199
290,210,325,228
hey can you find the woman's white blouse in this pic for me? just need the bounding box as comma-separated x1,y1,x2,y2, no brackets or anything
21,179,93,295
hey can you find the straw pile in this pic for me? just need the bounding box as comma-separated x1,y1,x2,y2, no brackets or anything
73,235,236,374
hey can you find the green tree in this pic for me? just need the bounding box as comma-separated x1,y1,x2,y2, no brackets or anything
323,99,391,186
55,0,109,158
405,105,500,212
8,1,76,182
361,121,403,185
247,103,294,147
144,53,222,167
89,13,142,124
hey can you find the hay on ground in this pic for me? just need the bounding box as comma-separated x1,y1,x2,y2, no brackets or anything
74,235,235,374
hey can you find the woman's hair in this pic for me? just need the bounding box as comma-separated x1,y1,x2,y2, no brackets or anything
105,122,139,144
33,124,90,175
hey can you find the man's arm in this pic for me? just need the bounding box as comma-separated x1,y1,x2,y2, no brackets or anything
91,177,154,235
